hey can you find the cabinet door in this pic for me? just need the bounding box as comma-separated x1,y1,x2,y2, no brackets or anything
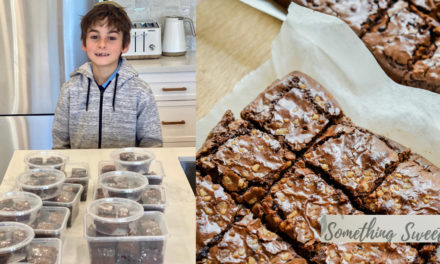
148,81,195,101
157,100,195,146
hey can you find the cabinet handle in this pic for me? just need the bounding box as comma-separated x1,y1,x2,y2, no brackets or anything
162,120,186,125
162,87,187,92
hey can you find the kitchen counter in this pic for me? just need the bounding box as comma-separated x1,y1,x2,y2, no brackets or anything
127,50,196,73
0,147,195,264
196,0,282,120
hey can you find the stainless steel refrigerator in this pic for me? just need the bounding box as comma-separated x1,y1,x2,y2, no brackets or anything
0,0,97,181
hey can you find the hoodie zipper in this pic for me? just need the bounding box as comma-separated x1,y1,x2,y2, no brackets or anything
98,85,105,148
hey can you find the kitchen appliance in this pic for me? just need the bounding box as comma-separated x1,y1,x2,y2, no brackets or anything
124,21,162,59
162,16,196,56
0,0,96,181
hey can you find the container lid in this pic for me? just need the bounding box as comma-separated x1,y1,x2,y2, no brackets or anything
64,162,89,179
110,148,155,165
0,222,35,254
87,198,143,223
24,151,68,168
85,211,167,241
99,171,149,193
17,169,66,190
0,191,42,217
32,207,70,236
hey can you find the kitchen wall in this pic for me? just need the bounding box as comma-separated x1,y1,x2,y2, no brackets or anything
112,0,196,51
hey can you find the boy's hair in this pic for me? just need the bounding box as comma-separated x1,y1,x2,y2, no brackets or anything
81,1,131,49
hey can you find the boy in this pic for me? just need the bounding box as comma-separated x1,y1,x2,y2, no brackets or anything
52,1,162,149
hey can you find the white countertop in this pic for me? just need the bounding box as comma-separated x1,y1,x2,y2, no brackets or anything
127,50,196,73
0,147,195,264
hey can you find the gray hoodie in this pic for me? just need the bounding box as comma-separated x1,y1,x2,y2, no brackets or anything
52,58,162,149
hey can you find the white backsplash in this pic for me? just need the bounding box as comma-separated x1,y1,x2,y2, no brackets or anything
112,0,196,51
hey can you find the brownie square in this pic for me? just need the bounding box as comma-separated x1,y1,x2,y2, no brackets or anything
403,40,440,93
241,71,341,152
198,128,295,205
294,0,388,35
303,124,401,199
362,1,435,83
200,209,307,264
312,242,420,263
362,160,440,214
255,164,359,255
196,174,239,257
197,110,251,158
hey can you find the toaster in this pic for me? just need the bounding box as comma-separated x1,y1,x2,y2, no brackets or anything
124,21,161,59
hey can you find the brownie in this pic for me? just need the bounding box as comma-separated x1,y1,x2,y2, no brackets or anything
256,164,359,255
273,0,440,93
197,110,251,158
199,128,295,205
303,123,401,200
0,199,32,222
94,203,134,236
362,160,440,214
363,1,439,84
31,210,66,239
142,188,162,205
241,71,342,152
26,245,58,264
119,152,136,161
311,242,420,263
196,175,239,258
101,164,116,174
44,185,81,227
403,39,440,93
294,0,388,35
199,209,307,264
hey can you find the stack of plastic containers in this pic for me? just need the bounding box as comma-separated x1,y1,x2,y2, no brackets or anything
20,151,85,228
86,147,168,263
84,198,168,264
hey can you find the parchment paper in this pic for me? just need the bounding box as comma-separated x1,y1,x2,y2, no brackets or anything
197,3,440,167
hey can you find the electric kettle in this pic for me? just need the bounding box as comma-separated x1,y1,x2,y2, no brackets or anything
162,16,196,56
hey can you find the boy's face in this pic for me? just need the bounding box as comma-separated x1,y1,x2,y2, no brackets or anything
82,19,129,69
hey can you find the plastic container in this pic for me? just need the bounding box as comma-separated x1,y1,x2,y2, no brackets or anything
24,151,68,171
99,160,165,185
31,207,69,240
0,191,42,224
84,211,167,264
64,162,89,201
99,171,149,201
24,237,62,264
146,160,165,185
93,186,166,212
141,186,167,212
0,222,35,263
86,198,144,236
43,183,83,227
110,148,155,175
17,169,66,200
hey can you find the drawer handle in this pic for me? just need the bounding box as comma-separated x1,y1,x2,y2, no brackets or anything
162,120,186,125
162,87,187,92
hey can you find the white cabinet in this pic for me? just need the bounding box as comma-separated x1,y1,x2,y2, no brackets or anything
133,54,196,147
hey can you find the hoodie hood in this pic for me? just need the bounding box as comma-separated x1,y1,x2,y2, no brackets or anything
70,57,138,87
70,58,138,112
